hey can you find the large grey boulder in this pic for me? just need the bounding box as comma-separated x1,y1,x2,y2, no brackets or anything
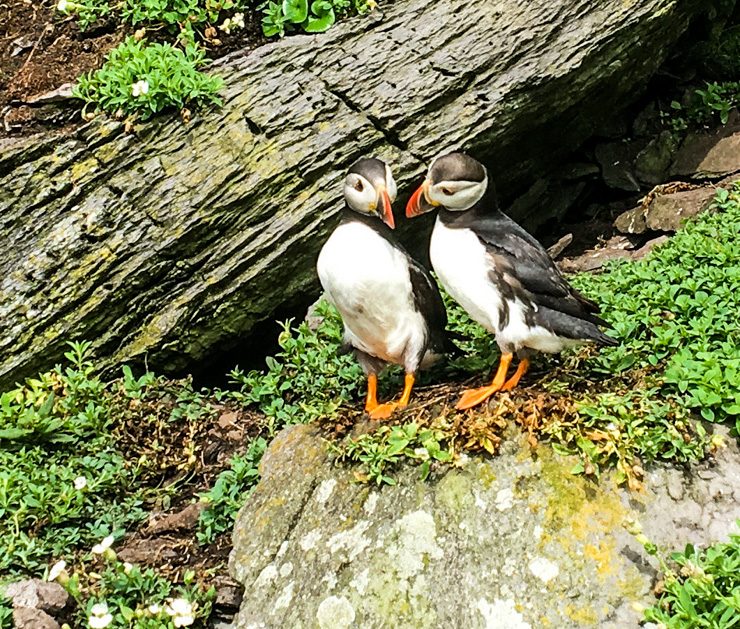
0,0,710,387
229,424,740,628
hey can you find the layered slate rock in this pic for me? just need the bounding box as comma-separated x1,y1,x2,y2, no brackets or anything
0,0,707,386
229,424,740,629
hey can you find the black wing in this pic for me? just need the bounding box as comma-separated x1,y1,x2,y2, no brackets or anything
407,258,451,354
469,212,607,327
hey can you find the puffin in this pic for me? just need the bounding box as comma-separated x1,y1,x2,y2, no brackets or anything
405,151,617,410
317,157,450,419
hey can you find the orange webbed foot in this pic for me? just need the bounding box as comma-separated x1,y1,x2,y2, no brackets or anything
500,358,530,392
455,385,500,410
456,352,513,410
368,401,405,420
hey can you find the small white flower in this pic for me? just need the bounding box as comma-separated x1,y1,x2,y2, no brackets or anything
413,447,430,461
123,562,133,574
91,535,114,554
131,80,149,97
166,599,193,616
57,0,69,12
89,602,113,629
219,18,232,34
74,476,87,490
90,603,108,616
165,599,195,626
231,12,244,28
47,560,67,581
148,603,161,615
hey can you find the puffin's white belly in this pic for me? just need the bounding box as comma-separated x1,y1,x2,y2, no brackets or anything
317,222,427,370
430,218,578,354
429,218,502,333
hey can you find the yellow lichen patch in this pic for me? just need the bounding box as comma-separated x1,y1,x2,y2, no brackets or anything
534,447,649,618
583,540,617,578
70,156,100,184
564,602,599,626
435,471,474,519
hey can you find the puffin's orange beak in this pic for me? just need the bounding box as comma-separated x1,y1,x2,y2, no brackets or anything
406,180,433,218
379,188,395,229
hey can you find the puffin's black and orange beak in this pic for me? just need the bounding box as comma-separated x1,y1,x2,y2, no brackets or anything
405,180,437,218
377,186,395,229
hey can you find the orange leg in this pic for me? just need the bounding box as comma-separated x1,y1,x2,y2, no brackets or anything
364,374,379,413
501,358,530,391
456,353,513,410
369,373,415,420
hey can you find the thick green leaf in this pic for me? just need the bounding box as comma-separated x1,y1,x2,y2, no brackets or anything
282,0,308,23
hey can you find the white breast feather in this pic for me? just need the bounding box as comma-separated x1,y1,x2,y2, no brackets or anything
430,219,502,333
317,222,429,371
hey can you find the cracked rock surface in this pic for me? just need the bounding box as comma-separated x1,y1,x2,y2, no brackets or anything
0,0,705,386
229,424,740,628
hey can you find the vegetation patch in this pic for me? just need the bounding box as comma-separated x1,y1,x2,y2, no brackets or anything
59,0,373,122
631,522,740,628
0,341,258,625
667,81,740,129
196,437,267,545
74,36,223,119
329,422,453,485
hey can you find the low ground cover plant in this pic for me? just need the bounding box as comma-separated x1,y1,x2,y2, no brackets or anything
632,521,740,628
74,36,223,119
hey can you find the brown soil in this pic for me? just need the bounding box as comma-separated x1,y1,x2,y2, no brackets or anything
85,381,266,621
0,0,265,137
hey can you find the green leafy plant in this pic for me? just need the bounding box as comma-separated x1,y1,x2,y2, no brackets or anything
667,81,740,130
0,596,12,627
223,300,363,432
74,37,223,119
196,437,268,544
120,0,244,27
0,342,148,574
571,183,740,426
61,553,215,628
330,422,453,485
547,388,711,487
57,0,113,30
260,0,371,36
641,523,740,628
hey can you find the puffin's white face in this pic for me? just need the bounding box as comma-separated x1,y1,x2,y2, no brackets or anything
343,163,397,213
343,159,397,228
426,176,488,212
406,152,489,217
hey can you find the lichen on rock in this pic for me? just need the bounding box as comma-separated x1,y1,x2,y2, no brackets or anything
230,424,740,628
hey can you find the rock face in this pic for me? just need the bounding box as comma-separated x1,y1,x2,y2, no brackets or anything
229,424,740,629
614,186,718,235
671,129,740,179
0,0,707,387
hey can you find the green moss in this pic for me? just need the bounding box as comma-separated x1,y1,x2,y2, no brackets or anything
434,471,474,521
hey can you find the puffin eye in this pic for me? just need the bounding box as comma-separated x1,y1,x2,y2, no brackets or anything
441,187,454,196
354,179,364,192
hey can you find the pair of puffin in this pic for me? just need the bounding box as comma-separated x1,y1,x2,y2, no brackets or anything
317,153,616,418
